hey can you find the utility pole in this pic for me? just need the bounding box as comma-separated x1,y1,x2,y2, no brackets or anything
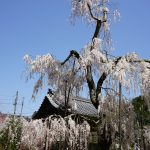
119,82,122,150
20,97,24,116
13,91,18,116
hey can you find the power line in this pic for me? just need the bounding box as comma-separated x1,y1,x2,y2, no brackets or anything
0,103,22,105
0,94,15,97
0,98,14,100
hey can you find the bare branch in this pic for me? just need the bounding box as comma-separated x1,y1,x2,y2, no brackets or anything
129,59,150,64
96,72,107,100
87,3,103,40
93,20,102,39
86,65,98,108
61,50,80,65
86,3,107,109
115,56,150,69
87,3,99,21
143,59,150,63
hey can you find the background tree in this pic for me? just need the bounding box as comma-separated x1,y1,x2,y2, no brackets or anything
132,96,150,149
132,96,150,126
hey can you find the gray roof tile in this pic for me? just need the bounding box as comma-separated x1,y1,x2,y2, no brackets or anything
47,95,99,117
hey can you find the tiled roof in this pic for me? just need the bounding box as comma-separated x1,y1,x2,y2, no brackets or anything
72,97,99,117
46,94,99,117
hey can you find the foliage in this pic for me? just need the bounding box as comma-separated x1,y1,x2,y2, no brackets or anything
20,115,90,150
0,116,22,150
0,115,90,150
0,114,150,149
132,96,150,125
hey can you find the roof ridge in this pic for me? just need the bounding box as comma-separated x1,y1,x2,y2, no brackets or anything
47,93,92,104
72,96,92,104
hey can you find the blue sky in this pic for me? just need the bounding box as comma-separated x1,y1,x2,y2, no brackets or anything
0,0,150,117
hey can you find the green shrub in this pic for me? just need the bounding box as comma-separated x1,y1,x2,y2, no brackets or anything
0,116,22,150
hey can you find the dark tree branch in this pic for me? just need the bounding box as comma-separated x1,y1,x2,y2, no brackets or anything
114,56,150,70
129,59,150,63
87,3,106,40
64,59,76,116
87,3,99,21
127,59,150,70
114,56,150,65
86,65,98,108
93,57,124,108
61,50,80,65
96,72,107,100
114,56,122,65
86,3,107,109
143,59,150,63
93,20,102,39
101,86,119,95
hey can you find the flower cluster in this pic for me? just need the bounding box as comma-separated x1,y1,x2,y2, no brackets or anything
21,116,90,150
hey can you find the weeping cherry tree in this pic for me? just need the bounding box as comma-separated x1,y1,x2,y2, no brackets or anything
23,0,150,149
23,0,150,110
